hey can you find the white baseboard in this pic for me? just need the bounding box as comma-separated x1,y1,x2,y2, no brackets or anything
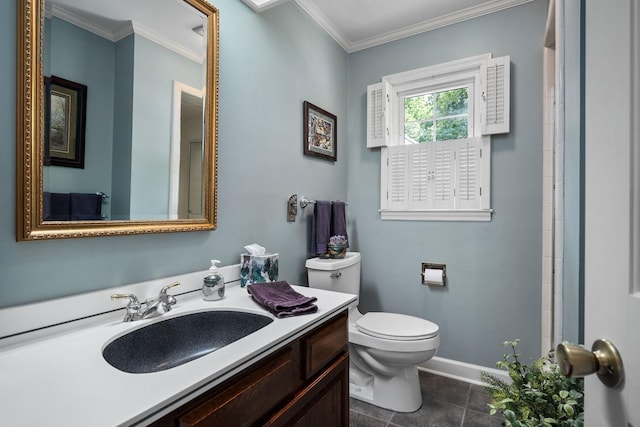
419,356,511,386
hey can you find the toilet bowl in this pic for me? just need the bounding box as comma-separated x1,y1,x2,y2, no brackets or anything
305,252,440,412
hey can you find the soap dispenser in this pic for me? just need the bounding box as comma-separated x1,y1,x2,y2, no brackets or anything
203,260,225,301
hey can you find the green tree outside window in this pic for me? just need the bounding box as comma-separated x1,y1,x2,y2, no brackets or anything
404,87,468,143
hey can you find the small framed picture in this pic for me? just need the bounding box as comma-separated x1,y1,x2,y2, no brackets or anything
44,76,87,168
303,101,337,161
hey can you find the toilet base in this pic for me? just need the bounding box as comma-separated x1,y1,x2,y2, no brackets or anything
348,364,422,413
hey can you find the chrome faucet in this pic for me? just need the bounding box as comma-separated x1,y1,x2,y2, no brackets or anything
158,282,179,312
111,281,180,322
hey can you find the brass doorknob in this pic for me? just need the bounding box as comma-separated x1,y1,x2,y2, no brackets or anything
556,339,624,388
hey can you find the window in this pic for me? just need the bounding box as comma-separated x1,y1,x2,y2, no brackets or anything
404,86,469,143
367,54,509,221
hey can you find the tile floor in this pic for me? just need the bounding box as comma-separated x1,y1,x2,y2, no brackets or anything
349,371,503,427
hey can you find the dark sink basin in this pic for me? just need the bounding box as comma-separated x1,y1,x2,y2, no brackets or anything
102,310,273,373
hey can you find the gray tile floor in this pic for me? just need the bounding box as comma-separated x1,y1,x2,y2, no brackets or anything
349,371,503,427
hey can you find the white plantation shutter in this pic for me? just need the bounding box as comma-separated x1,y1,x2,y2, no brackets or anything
367,81,391,147
482,55,510,135
410,144,430,209
455,138,482,209
381,138,489,219
387,146,408,209
433,142,455,209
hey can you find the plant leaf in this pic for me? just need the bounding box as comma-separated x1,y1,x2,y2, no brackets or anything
564,404,575,417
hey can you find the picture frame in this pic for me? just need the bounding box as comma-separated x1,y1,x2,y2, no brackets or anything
44,76,87,168
303,101,337,161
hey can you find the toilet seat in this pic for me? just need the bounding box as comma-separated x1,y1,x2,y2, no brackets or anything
355,312,439,341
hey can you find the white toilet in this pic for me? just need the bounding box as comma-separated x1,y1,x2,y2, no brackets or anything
306,252,440,413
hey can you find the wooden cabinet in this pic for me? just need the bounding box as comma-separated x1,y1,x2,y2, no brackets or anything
150,311,348,427
266,354,348,427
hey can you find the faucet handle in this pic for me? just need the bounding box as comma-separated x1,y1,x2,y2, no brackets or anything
111,293,141,322
159,281,180,312
111,293,140,304
160,281,180,295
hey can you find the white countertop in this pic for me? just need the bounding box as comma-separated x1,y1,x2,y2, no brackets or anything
0,282,356,426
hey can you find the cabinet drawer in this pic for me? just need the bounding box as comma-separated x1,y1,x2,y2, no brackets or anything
178,347,299,427
303,312,347,379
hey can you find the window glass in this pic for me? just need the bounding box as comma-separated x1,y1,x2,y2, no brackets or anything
403,87,468,143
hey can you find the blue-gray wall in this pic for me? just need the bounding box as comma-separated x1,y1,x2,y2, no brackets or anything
112,35,135,220
43,17,115,218
130,34,203,219
1,0,347,308
1,0,549,368
346,0,546,366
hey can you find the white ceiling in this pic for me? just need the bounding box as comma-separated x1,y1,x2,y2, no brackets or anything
48,0,536,57
242,0,536,52
47,0,207,62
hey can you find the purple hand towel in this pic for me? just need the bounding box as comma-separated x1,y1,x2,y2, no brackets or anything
330,201,348,247
247,281,318,318
311,201,332,255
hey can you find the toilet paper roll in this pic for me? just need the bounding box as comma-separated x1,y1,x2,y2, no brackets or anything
423,268,444,286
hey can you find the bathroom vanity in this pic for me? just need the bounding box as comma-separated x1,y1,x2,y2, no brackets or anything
0,268,356,426
151,312,348,426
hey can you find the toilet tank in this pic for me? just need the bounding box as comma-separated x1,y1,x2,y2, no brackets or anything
305,252,361,296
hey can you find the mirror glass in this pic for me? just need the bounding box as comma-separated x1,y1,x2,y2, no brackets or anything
17,0,218,240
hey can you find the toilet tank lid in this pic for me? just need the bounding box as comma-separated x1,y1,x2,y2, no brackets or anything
305,252,361,270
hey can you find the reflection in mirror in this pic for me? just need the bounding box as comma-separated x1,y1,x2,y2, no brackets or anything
44,0,206,221
169,82,204,220
17,0,218,240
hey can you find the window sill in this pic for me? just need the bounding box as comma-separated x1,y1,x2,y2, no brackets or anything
379,209,493,222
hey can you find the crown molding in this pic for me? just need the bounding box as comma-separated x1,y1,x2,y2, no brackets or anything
132,21,203,64
295,0,535,53
45,4,202,63
294,0,351,51
46,3,119,42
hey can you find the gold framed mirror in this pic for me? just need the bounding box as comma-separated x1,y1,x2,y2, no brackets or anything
17,0,218,240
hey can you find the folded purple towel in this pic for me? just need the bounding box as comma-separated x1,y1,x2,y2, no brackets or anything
247,281,318,318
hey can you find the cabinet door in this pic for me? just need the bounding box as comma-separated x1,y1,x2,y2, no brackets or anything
266,353,349,427
292,355,349,427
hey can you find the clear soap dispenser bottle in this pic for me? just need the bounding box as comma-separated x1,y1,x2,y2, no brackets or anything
203,260,225,301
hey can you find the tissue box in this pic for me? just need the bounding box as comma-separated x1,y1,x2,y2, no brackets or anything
240,253,279,287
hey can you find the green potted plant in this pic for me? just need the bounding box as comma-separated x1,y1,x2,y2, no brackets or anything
481,339,584,427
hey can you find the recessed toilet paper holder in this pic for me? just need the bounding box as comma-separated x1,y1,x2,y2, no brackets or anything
421,263,446,287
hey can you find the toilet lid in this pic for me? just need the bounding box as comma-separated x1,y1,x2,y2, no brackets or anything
355,312,439,341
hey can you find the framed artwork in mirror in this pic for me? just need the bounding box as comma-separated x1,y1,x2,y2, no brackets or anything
303,101,337,161
44,76,87,169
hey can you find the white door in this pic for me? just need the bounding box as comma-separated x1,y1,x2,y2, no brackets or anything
584,0,640,425
187,140,203,219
